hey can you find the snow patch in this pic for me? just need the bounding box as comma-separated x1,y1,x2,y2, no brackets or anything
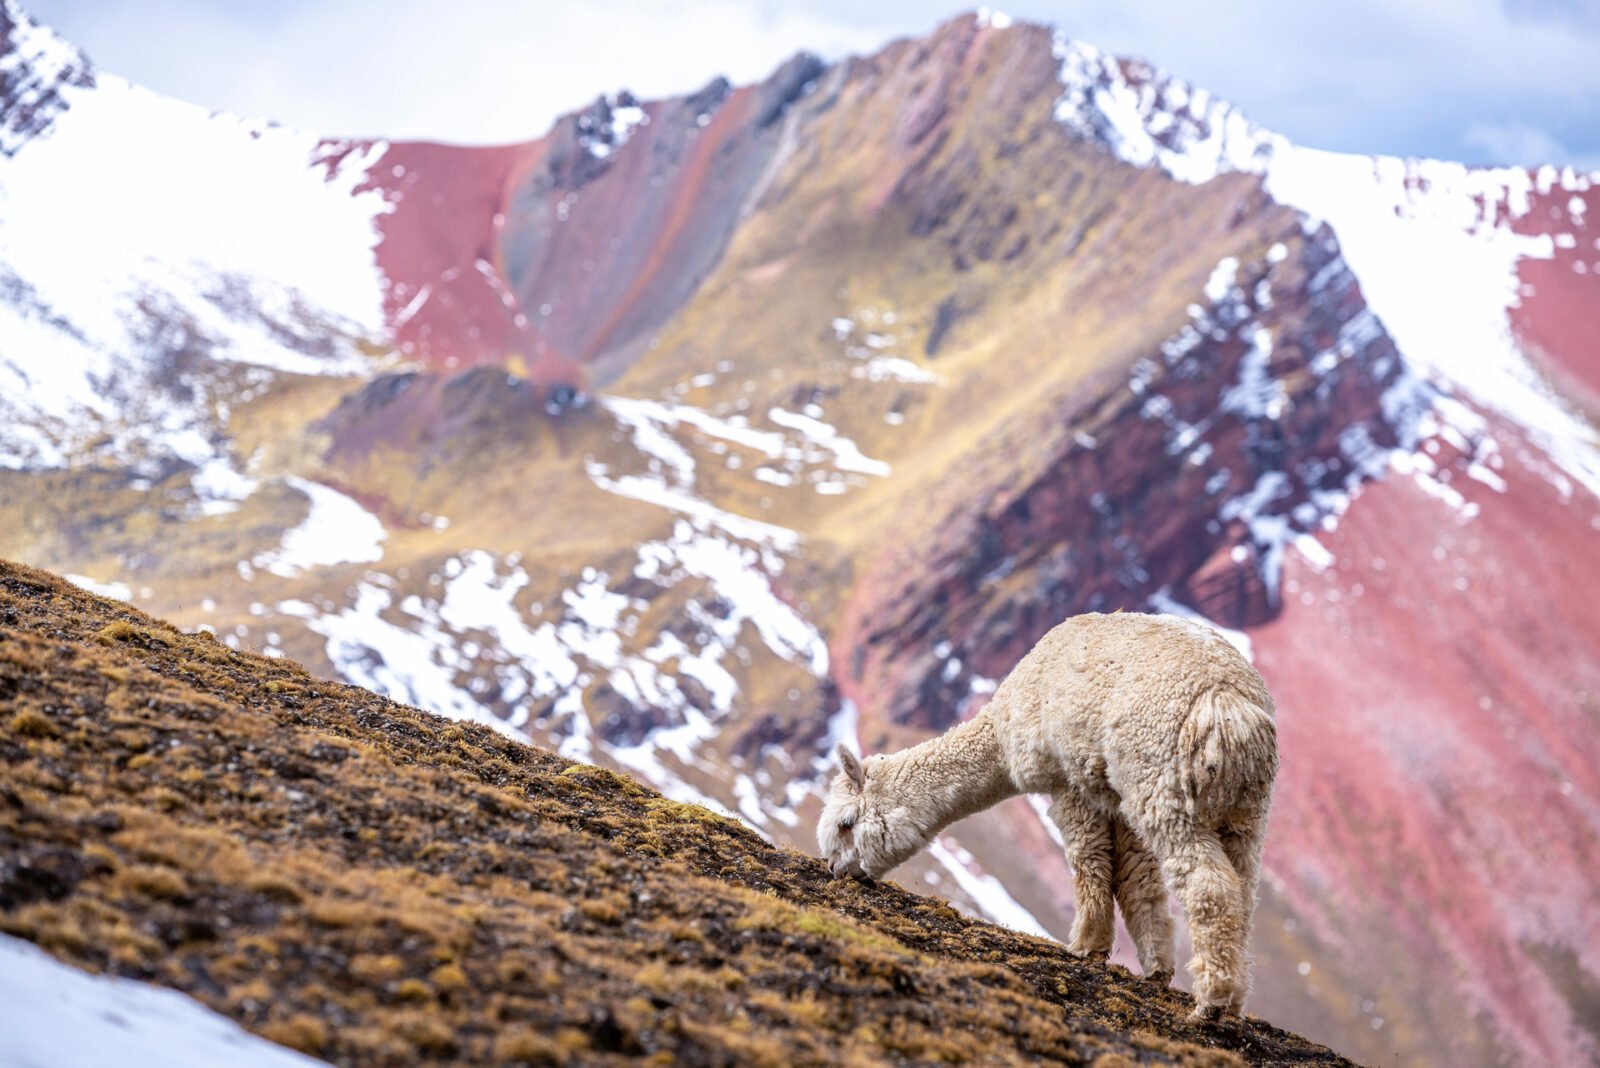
277,578,527,741
590,394,801,556
0,933,324,1068
637,520,828,678
1222,324,1287,421
927,839,1052,939
1026,795,1067,849
587,461,800,554
63,574,131,601
604,395,785,460
851,356,938,384
255,477,386,577
814,699,861,772
767,407,890,477
578,94,649,160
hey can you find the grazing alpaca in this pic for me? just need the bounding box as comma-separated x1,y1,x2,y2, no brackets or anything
817,611,1278,1020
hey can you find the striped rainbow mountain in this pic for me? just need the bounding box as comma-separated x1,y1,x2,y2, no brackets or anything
3,3,1597,1063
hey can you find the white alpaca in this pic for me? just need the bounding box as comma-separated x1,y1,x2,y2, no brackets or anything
817,611,1278,1020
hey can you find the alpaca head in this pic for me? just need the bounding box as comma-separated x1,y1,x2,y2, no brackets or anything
817,744,928,881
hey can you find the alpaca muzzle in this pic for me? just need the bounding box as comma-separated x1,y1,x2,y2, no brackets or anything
829,858,874,884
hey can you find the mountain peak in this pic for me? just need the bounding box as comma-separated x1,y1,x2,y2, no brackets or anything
0,0,92,154
1052,31,1277,185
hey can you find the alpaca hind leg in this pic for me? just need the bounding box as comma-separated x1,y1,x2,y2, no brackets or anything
1218,806,1269,1013
1113,816,1175,984
1154,829,1248,1021
1048,794,1115,959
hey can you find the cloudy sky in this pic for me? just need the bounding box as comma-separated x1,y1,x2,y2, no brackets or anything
26,0,1600,168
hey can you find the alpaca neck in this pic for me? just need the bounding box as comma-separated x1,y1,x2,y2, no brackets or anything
878,709,1015,839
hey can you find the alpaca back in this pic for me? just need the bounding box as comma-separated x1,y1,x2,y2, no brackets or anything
988,612,1276,814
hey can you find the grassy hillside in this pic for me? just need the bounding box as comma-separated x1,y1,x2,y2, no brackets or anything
0,558,1349,1067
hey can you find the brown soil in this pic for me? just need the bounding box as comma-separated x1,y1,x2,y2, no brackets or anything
0,558,1353,1067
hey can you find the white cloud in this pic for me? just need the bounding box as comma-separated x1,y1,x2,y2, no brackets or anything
28,0,899,142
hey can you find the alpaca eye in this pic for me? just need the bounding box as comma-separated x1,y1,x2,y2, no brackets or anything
839,820,854,832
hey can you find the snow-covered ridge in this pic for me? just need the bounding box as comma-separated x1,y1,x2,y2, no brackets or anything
0,10,394,494
1053,35,1273,185
0,0,91,155
1265,152,1600,501
1051,29,1600,502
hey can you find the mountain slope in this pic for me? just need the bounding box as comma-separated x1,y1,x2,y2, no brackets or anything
2,5,1597,1065
0,0,391,509
0,557,1348,1066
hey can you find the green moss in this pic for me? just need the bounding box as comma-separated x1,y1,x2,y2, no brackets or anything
96,621,172,649
8,709,59,738
643,797,741,829
558,762,650,798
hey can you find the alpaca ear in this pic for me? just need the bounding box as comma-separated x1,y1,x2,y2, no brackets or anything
837,745,866,791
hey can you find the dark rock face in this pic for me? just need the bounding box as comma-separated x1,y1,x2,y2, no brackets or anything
1179,533,1273,627
752,53,825,129
837,224,1406,732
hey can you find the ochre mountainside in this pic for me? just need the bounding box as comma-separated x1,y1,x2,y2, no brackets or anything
0,559,1348,1066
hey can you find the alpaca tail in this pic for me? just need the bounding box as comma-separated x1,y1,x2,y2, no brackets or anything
1179,686,1278,817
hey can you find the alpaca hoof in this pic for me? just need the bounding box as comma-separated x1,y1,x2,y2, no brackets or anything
1144,968,1173,987
1067,945,1110,961
1188,1002,1225,1024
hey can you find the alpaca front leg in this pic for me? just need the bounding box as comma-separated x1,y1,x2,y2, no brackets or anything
1113,816,1175,984
1156,830,1247,1021
1048,795,1115,959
